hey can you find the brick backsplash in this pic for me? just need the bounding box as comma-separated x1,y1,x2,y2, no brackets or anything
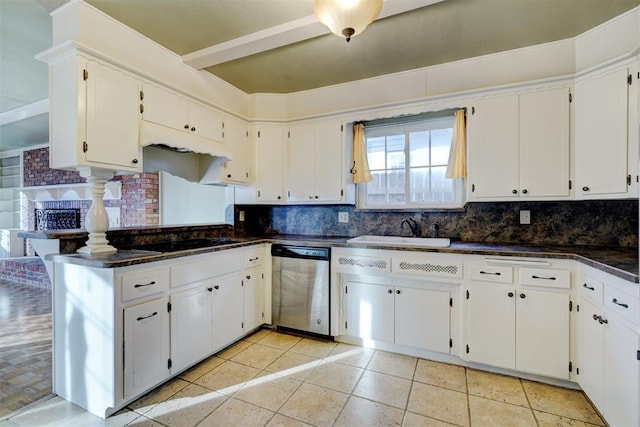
22,147,85,186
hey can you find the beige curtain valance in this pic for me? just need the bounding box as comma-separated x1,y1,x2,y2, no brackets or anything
351,122,373,184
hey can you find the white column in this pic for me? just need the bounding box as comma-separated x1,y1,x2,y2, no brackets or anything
77,168,116,254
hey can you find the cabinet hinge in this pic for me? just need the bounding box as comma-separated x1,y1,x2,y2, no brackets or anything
341,124,344,132
341,189,344,197
627,174,632,186
637,350,640,361
246,130,249,137
577,367,580,375
471,106,475,115
449,297,453,307
569,300,573,312
288,131,290,139
168,358,172,370
345,321,348,329
466,344,470,354
257,190,261,198
568,180,572,190
466,289,470,299
83,69,88,81
82,141,88,153
246,172,249,178
345,286,348,294
262,312,264,319
576,304,580,312
242,322,244,329
569,361,572,373
258,130,261,138
262,273,264,279
167,302,172,312
241,280,244,287
568,92,572,103
139,90,144,101
628,74,633,85
471,184,475,193
288,191,290,198
449,338,453,348
140,104,144,114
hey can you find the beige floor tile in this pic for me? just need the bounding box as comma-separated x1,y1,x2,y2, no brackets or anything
327,343,375,368
127,415,165,426
257,332,302,350
469,395,537,427
264,352,321,380
334,395,404,427
289,337,337,358
353,369,412,409
194,360,261,395
407,382,469,426
216,340,254,359
266,413,313,426
305,360,364,393
199,398,274,427
534,410,605,426
368,351,417,379
8,396,86,426
466,369,528,407
414,359,467,393
244,328,273,343
57,408,141,426
179,356,225,382
402,411,459,426
522,381,604,425
230,343,285,369
128,378,190,414
279,383,349,427
143,383,226,426
234,375,302,411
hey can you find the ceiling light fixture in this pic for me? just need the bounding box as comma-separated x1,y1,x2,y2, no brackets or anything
314,0,383,42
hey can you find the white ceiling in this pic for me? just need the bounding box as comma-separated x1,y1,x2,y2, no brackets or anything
1,0,639,153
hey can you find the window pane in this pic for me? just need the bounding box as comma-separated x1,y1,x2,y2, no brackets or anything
366,171,387,205
430,166,454,202
431,128,453,165
366,137,386,170
387,168,405,203
409,131,429,167
386,135,405,169
409,167,430,202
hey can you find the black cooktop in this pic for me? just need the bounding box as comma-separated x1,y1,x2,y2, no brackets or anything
130,237,240,253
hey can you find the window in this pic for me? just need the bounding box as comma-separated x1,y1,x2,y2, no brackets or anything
358,115,463,209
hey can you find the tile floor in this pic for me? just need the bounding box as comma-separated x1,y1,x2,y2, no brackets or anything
0,279,52,418
2,328,604,427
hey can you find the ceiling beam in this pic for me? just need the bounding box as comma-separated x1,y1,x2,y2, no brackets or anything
182,0,445,70
0,98,48,127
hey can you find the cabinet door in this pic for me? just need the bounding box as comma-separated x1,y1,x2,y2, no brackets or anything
515,289,569,379
85,60,142,171
243,268,265,332
468,95,519,199
604,315,640,427
575,67,629,197
212,274,245,350
465,284,515,369
519,88,570,198
223,117,250,184
189,102,224,142
171,285,213,373
287,123,315,202
123,298,169,398
577,297,605,411
395,287,450,353
142,84,189,132
343,281,394,343
255,125,286,203
313,120,344,202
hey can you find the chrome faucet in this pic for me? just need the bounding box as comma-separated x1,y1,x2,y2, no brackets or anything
400,217,419,237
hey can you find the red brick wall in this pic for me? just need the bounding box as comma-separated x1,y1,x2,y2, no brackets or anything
22,147,85,186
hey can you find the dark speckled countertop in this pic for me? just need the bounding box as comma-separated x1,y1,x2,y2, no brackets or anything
36,229,639,283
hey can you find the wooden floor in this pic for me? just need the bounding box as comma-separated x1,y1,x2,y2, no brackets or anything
0,279,52,418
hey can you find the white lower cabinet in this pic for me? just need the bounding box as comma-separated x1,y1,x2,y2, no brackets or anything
212,273,245,350
123,297,170,399
343,279,451,353
244,268,266,332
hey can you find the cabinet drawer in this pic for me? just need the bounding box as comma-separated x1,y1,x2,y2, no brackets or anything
604,287,640,326
579,276,604,304
520,268,570,289
121,268,169,302
467,264,513,284
244,246,264,269
172,253,243,287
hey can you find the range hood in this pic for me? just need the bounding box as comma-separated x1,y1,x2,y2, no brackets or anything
140,120,233,184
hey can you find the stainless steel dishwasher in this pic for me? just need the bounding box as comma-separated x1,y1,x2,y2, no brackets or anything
271,244,330,337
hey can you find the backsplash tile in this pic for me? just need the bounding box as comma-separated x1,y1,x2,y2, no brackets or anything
235,200,638,248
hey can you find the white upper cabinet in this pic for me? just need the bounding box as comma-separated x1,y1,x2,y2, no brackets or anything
468,87,570,200
574,64,638,199
222,116,251,184
287,120,344,203
255,124,287,203
142,84,224,142
49,55,143,172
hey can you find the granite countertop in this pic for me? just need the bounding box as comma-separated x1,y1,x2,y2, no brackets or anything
42,231,639,283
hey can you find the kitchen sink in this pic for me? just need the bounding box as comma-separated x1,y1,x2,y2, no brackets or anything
346,235,451,248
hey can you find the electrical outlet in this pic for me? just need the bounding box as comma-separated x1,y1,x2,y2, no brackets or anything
239,211,245,222
338,212,349,223
520,210,531,225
